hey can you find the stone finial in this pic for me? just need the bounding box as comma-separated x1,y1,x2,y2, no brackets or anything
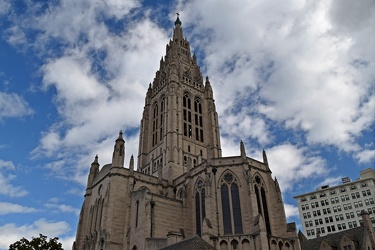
240,140,246,158
87,155,99,188
174,13,182,26
129,155,134,172
275,177,280,189
262,149,268,166
117,130,123,140
92,154,99,164
112,132,125,168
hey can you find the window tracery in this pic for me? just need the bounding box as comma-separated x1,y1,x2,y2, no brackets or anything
195,178,206,236
152,102,158,146
254,174,271,235
220,172,243,234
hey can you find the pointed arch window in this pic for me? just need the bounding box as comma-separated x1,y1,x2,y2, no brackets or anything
183,93,192,138
195,179,206,236
135,200,139,227
254,175,271,235
152,103,158,146
220,172,243,235
160,96,165,141
194,98,204,142
100,238,105,250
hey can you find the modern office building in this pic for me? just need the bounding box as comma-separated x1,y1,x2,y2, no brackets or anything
299,210,375,250
294,168,375,239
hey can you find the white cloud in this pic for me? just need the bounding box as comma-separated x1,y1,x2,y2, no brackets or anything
4,25,27,47
0,202,38,215
32,0,140,44
177,0,375,156
0,1,10,15
59,235,76,250
44,198,80,215
0,219,70,250
0,92,33,120
21,2,168,185
0,160,28,197
2,0,374,198
266,144,328,192
317,176,343,188
284,203,299,219
355,149,375,164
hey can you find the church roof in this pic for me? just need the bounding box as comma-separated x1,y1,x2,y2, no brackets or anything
159,236,214,250
299,227,365,250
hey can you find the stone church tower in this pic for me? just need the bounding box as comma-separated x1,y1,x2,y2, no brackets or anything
73,16,300,250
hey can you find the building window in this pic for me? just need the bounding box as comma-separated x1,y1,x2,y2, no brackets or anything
159,97,165,141
152,103,158,146
194,98,204,143
221,172,243,235
195,179,206,236
183,93,192,138
136,200,139,227
100,238,105,250
254,175,271,235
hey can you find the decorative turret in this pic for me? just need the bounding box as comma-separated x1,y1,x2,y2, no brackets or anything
87,155,99,188
112,131,125,168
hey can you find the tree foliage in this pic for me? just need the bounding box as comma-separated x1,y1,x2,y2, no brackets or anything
9,234,63,250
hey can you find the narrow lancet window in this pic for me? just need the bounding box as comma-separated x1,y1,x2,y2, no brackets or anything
220,172,243,235
195,179,206,236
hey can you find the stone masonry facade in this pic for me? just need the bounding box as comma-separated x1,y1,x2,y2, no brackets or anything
73,16,300,250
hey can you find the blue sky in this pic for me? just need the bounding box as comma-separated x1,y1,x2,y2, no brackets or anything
0,0,374,249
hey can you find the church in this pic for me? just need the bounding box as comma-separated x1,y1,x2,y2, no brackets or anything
73,16,300,250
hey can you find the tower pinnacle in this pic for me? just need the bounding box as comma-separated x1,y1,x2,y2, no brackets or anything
112,131,125,168
173,14,183,41
87,155,99,188
175,13,182,26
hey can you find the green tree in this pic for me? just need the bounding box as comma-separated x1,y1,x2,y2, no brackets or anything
9,234,63,250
